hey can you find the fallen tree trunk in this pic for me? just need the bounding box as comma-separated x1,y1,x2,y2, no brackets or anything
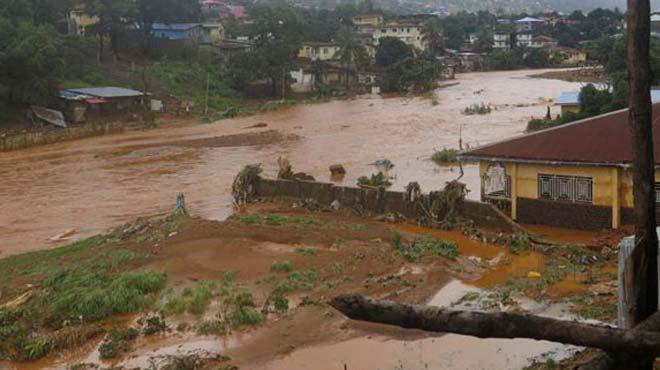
330,295,660,356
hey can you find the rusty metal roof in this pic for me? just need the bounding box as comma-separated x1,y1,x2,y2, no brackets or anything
462,103,660,167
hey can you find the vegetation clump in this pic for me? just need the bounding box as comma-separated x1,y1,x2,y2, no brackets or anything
238,213,320,226
357,172,392,187
391,233,459,262
98,327,139,359
161,281,217,315
463,103,492,115
270,260,294,273
432,149,460,164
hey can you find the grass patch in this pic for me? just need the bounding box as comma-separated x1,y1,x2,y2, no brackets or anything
391,233,459,262
296,247,318,256
510,232,532,255
432,149,459,164
44,270,166,327
270,260,294,273
272,268,320,294
161,281,217,315
238,213,321,227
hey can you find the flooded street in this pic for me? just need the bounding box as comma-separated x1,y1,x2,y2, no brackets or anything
0,69,582,257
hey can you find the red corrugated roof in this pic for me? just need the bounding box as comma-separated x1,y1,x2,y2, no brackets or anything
462,103,660,166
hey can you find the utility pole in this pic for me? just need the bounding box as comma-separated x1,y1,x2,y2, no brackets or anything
204,71,210,116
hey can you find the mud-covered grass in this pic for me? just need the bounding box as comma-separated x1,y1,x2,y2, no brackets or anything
0,217,183,362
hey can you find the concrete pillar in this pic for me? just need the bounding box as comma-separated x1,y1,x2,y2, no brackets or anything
511,163,518,221
612,167,621,229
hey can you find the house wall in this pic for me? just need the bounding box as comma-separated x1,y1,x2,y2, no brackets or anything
479,161,627,229
560,104,580,115
373,24,425,50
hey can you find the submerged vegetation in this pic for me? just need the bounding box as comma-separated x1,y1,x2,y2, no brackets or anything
432,148,460,164
391,233,459,262
463,103,493,115
357,172,392,187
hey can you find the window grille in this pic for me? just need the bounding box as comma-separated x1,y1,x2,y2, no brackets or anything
538,174,593,203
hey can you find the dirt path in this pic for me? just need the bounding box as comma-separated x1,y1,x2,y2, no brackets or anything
0,69,583,258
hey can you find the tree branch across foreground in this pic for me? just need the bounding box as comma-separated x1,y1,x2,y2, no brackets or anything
330,295,660,356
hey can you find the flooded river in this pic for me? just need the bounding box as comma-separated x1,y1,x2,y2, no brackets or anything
0,69,583,257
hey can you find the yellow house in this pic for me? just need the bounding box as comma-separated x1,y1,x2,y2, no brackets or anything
298,42,341,61
462,105,660,230
554,91,580,116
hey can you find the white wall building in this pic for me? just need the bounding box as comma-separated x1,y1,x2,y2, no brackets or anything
298,42,341,61
373,22,425,50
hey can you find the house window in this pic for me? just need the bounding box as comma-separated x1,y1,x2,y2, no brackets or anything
323,48,328,54
655,183,660,203
538,174,593,203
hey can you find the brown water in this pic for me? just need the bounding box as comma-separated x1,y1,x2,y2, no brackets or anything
0,69,582,258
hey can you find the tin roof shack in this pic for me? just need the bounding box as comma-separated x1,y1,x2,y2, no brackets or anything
57,87,146,123
555,90,660,116
462,103,660,230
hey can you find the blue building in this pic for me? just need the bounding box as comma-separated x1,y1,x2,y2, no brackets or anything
151,23,204,41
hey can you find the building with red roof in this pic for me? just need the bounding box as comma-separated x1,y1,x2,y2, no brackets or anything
462,104,660,229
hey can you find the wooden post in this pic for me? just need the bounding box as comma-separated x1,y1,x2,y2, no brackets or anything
511,163,518,221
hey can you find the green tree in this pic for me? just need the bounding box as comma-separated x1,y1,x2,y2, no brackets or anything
335,26,369,89
421,18,444,54
0,20,66,105
473,29,493,53
375,37,413,67
248,4,304,97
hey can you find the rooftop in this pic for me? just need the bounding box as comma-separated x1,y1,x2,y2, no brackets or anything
516,17,543,23
65,87,145,98
152,23,202,31
462,103,660,167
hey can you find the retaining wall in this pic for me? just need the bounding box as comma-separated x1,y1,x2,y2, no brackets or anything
254,178,519,232
1,122,127,152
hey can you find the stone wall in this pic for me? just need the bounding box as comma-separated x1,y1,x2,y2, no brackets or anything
0,122,127,152
254,178,519,232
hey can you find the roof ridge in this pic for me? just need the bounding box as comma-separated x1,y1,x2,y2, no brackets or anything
462,106,630,156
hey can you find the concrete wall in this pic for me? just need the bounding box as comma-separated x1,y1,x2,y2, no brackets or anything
254,178,518,232
0,121,126,152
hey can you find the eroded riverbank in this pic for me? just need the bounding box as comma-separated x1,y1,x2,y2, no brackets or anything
0,198,616,370
0,69,584,258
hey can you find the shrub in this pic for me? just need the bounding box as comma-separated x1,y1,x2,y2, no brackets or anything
432,149,459,164
98,340,120,359
270,260,294,273
162,281,216,315
357,172,391,187
463,103,492,115
392,236,459,262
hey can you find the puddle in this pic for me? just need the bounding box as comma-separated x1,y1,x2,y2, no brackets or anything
260,279,580,370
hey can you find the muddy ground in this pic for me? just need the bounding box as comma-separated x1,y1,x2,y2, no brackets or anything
0,198,622,370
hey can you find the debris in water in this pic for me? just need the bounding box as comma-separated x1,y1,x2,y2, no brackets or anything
232,164,262,206
172,193,188,217
329,164,346,175
0,291,32,309
245,122,268,129
527,271,542,279
49,228,76,242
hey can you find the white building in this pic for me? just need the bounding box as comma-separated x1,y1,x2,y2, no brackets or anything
298,42,342,61
372,22,425,50
493,32,511,49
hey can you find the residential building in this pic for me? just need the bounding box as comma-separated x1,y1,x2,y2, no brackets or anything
298,42,341,61
201,23,225,43
352,14,384,34
57,87,146,123
530,35,558,48
515,16,544,32
515,32,533,48
373,21,425,50
67,7,98,36
493,31,512,49
462,104,660,230
151,23,205,41
557,47,588,66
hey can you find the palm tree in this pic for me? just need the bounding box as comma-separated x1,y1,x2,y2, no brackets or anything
421,18,444,55
334,26,369,90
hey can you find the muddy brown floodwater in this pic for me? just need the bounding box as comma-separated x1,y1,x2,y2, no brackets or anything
0,69,582,257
